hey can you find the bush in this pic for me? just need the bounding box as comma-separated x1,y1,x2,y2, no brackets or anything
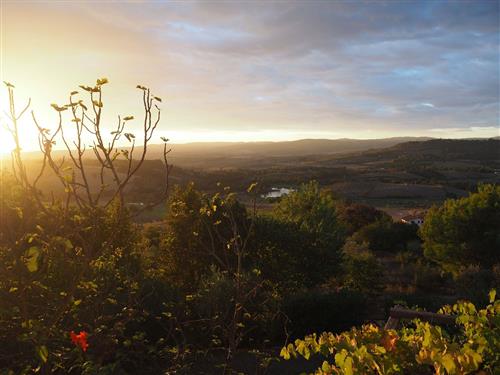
161,183,249,290
0,203,172,374
282,291,500,374
283,290,367,339
336,203,391,236
250,216,341,291
342,250,384,296
187,266,281,349
353,217,419,253
455,265,500,305
420,184,500,271
273,181,344,246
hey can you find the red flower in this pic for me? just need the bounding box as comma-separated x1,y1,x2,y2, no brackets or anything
70,331,89,352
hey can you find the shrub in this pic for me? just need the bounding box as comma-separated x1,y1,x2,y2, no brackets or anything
161,183,249,290
187,266,281,349
342,250,384,296
336,203,391,236
250,216,340,291
282,291,499,374
273,181,344,245
420,184,500,271
455,265,499,305
353,217,419,253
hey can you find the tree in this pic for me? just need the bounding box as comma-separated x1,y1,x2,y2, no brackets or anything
274,181,341,236
420,184,500,271
161,183,273,361
272,181,344,277
250,216,335,290
162,183,250,289
342,249,384,296
2,79,171,217
353,217,419,253
336,202,391,236
0,80,174,373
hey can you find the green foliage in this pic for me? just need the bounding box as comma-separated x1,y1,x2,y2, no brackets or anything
342,250,384,296
161,183,211,287
281,292,499,374
420,184,500,270
162,180,345,311
455,265,500,305
353,217,419,253
158,183,287,359
274,181,341,238
0,177,171,374
250,216,339,290
161,182,250,289
185,266,280,348
336,203,391,236
271,181,344,281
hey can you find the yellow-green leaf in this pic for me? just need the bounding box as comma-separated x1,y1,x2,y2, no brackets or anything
247,182,258,193
280,346,290,360
25,246,40,272
92,100,103,108
51,103,67,112
335,350,347,367
79,85,93,92
489,289,496,303
97,77,109,85
64,239,73,250
442,354,456,373
37,345,48,363
321,361,332,372
344,356,353,375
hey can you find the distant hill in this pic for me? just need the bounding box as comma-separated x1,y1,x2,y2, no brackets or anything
331,138,500,164
152,137,433,157
16,137,432,163
15,137,498,169
142,137,433,168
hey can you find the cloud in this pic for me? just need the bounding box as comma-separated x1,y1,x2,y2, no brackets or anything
1,0,499,146
430,126,499,138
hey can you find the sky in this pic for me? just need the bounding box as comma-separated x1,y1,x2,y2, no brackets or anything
0,0,499,152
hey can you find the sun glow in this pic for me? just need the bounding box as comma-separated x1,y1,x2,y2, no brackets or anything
0,131,16,159
0,118,15,156
0,114,40,157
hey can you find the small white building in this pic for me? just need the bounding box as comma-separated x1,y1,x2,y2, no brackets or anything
401,215,424,226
